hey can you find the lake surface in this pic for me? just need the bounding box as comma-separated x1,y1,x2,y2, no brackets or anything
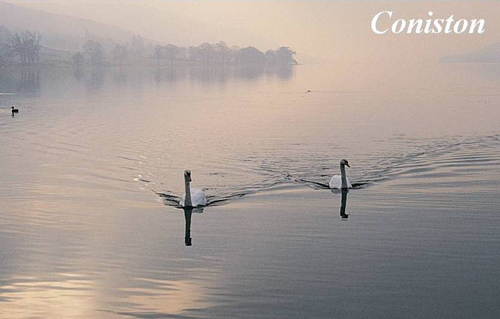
0,64,499,318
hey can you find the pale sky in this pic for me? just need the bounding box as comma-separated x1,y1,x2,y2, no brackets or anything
5,0,500,64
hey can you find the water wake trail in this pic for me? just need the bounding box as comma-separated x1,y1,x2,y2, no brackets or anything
153,134,500,208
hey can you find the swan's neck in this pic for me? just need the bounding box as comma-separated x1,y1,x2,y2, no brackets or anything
184,178,192,207
340,164,348,189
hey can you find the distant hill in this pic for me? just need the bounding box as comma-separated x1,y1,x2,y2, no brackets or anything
440,42,500,63
0,1,298,67
0,1,138,52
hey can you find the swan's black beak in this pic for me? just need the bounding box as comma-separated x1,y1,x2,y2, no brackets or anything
346,163,350,168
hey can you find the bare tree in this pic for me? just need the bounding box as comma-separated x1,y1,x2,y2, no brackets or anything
10,31,41,66
11,33,25,65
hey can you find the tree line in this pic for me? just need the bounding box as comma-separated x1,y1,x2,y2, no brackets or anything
152,41,297,66
0,26,41,67
78,38,297,67
0,26,298,68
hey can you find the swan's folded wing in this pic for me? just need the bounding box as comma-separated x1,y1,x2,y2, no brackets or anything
329,175,341,189
329,176,353,189
191,188,207,206
346,177,352,189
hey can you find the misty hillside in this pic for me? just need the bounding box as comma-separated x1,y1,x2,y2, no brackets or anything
0,1,298,68
0,1,138,51
11,1,280,51
440,42,500,63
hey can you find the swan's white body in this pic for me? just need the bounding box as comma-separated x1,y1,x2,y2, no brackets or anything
329,175,352,189
180,188,207,207
329,159,352,189
181,170,207,207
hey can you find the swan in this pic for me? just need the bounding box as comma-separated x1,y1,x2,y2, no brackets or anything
329,159,352,189
11,106,19,114
179,170,207,207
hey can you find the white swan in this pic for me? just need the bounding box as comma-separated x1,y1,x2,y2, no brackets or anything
180,170,207,207
329,159,352,189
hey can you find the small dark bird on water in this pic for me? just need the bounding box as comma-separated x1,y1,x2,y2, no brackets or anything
11,106,19,114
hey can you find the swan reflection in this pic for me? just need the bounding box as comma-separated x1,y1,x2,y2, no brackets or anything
340,189,349,220
331,189,349,220
183,207,204,246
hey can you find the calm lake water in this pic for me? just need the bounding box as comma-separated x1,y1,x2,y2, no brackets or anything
0,64,499,318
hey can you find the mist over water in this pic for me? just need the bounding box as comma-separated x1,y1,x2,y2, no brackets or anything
1,63,499,318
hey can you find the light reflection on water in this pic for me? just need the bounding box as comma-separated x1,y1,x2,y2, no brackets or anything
0,274,95,318
0,64,499,318
114,278,211,317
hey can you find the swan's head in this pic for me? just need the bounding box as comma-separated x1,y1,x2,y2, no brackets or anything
184,170,192,182
340,159,350,168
